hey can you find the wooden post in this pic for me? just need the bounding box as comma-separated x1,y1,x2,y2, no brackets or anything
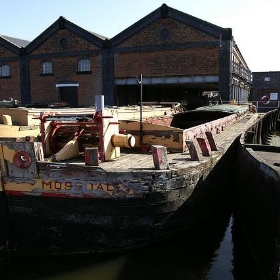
151,145,169,170
84,147,99,166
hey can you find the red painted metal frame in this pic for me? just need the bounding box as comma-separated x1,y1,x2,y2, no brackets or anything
39,111,115,161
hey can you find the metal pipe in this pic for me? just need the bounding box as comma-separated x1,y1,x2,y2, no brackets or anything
138,74,143,144
95,95,104,112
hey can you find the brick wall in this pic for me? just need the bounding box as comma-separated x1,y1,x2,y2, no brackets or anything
253,72,280,87
114,18,219,78
29,29,103,106
252,72,280,111
119,18,216,47
0,46,15,57
115,48,219,77
0,46,21,101
31,29,98,54
253,72,280,100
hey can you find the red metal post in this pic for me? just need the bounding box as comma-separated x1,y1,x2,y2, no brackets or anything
196,137,211,156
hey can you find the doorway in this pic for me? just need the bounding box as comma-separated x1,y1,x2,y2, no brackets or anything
56,84,79,107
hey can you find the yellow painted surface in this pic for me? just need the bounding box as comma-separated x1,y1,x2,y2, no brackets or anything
42,121,52,156
0,106,171,126
0,125,40,137
4,179,77,192
2,115,12,125
119,120,184,151
4,179,135,195
0,145,7,174
2,145,16,163
4,180,36,192
119,121,179,132
53,136,80,161
0,171,3,191
111,133,135,148
103,110,121,160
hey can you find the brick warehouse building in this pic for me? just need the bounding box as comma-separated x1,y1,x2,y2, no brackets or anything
252,71,280,112
0,4,252,108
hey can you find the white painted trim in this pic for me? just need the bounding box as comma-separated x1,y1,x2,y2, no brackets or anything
56,83,79,87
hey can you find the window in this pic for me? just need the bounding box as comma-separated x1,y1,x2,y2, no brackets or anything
270,92,278,100
160,28,170,41
77,59,91,72
0,65,10,77
60,38,67,50
41,61,53,74
264,77,270,82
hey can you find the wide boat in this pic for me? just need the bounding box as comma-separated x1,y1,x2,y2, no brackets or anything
0,96,259,266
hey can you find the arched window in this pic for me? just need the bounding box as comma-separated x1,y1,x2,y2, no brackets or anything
0,65,10,77
77,59,91,72
41,61,53,74
60,38,67,50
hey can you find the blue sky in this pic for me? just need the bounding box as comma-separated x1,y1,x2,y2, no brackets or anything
1,0,279,72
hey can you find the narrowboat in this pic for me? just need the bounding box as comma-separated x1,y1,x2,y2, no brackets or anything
0,96,259,266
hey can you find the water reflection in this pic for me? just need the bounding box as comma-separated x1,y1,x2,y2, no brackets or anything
0,209,237,280
1,254,127,280
231,217,261,280
207,217,233,279
117,210,232,280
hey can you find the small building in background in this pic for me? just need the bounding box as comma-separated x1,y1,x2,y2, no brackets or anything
252,71,280,112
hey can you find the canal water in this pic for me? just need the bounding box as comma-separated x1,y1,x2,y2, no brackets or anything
0,209,261,280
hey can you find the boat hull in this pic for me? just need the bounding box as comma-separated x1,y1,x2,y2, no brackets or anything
235,144,280,279
0,104,255,262
5,142,237,258
235,109,280,279
7,193,188,256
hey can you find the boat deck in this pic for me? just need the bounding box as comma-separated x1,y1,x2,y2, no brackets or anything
253,150,280,167
243,132,280,171
56,112,259,172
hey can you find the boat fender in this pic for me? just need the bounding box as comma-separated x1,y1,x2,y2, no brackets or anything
261,95,270,105
13,151,32,168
